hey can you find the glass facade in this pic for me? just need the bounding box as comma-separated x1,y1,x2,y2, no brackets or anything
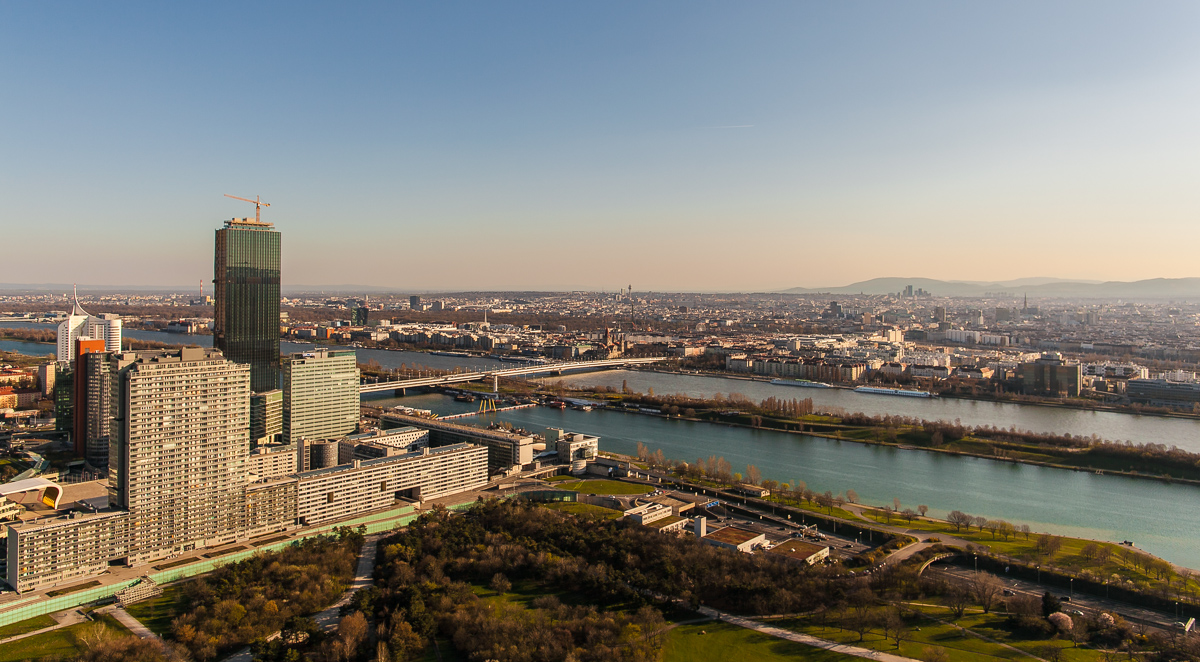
214,219,281,392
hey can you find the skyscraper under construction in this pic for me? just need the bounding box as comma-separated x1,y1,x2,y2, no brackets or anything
214,217,281,392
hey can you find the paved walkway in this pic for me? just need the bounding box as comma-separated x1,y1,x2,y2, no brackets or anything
0,608,86,646
697,606,920,662
98,605,160,640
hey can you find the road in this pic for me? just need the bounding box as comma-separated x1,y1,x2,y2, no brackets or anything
927,564,1180,633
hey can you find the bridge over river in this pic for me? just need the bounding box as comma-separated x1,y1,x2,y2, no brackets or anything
358,356,667,395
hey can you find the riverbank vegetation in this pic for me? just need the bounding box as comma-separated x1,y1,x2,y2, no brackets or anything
626,444,1200,616
549,383,1200,483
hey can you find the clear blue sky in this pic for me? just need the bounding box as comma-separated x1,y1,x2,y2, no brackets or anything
3,2,1198,292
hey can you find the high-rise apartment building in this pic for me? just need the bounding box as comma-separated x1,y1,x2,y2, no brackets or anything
409,295,421,310
108,347,251,562
214,218,281,393
74,341,112,467
250,389,283,447
282,349,359,444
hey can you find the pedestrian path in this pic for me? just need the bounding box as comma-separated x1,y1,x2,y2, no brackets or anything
98,605,159,640
697,606,921,662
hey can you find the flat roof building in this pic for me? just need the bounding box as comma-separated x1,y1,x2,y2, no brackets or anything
283,349,360,445
701,526,766,553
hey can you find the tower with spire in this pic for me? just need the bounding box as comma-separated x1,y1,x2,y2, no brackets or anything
56,286,123,362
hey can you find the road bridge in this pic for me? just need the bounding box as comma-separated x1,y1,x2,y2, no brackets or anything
358,356,667,395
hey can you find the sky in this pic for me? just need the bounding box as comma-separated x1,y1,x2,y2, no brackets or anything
3,2,1199,293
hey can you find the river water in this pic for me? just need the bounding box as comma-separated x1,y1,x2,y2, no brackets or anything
366,391,1200,570
539,370,1200,453
6,321,1200,450
8,321,1200,567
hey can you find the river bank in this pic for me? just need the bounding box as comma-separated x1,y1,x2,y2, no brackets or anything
474,378,1200,484
637,365,1200,422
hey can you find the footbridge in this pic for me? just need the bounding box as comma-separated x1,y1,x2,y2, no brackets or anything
359,356,668,395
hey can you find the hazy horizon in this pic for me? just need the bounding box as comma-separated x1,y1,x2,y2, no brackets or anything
4,2,1199,291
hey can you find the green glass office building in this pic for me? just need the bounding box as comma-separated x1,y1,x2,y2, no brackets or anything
214,218,281,393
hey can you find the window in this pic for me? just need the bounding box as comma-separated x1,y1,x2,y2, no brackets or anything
326,492,334,503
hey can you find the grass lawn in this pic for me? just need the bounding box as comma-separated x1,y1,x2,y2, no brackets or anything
124,582,189,636
663,621,859,662
552,479,652,495
858,509,1180,590
778,609,1106,662
0,615,131,662
539,501,623,519
764,495,863,522
44,580,102,597
541,474,574,482
0,614,56,639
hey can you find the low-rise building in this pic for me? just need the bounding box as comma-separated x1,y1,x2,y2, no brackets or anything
701,526,766,553
767,539,830,565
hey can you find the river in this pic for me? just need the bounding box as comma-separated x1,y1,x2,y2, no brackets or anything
6,321,1200,451
366,391,1200,570
539,370,1200,454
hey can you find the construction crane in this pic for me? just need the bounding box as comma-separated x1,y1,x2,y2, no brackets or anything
224,194,271,223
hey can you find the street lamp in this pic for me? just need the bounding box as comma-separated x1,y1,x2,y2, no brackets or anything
974,554,978,574
1036,565,1041,584
1069,578,1073,597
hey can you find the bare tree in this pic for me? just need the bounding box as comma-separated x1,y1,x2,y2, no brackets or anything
918,504,928,518
972,516,988,532
947,510,972,532
880,606,909,648
846,489,859,504
972,573,1005,614
945,584,972,620
745,464,762,485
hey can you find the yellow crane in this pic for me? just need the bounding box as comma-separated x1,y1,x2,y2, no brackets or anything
223,194,271,223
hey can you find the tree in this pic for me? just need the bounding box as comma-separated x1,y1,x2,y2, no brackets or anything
1048,612,1073,634
387,620,423,661
918,504,928,518
1020,524,1032,540
902,508,917,523
1037,534,1064,560
490,573,511,595
922,646,950,662
972,573,1005,614
947,510,972,532
972,516,988,532
845,489,859,504
746,464,762,485
846,589,876,641
1041,591,1062,618
945,584,972,619
894,497,902,511
880,607,908,648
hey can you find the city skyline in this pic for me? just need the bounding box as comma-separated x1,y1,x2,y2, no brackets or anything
4,2,1200,291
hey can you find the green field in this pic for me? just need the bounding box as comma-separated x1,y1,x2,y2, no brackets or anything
858,508,1188,590
541,474,574,482
0,614,56,640
124,582,188,635
778,608,1105,662
539,501,623,519
0,613,130,662
664,621,859,662
550,479,652,495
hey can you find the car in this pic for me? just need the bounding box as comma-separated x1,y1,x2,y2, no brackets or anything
843,543,853,548
1060,596,1071,602
1069,609,1084,617
1003,589,1015,596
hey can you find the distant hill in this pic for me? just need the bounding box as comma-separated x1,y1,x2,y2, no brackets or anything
780,277,1200,299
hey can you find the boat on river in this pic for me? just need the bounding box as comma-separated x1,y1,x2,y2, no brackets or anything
854,386,933,398
770,378,832,388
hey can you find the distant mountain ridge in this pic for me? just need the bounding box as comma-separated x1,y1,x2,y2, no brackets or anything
780,277,1200,299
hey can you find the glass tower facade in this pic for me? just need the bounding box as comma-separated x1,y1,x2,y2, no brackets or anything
214,218,281,393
